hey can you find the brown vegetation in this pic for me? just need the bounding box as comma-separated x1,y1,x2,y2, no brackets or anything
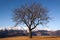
0,36,60,40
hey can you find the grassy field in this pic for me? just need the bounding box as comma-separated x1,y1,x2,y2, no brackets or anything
0,36,60,40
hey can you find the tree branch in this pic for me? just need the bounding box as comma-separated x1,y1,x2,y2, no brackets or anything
14,20,20,27
23,19,29,27
31,23,39,30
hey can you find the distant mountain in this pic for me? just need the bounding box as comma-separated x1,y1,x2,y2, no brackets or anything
0,29,27,38
0,29,60,38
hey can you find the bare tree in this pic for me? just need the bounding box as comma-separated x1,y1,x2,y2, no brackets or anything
12,3,49,38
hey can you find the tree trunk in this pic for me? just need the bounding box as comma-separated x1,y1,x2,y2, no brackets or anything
29,29,32,38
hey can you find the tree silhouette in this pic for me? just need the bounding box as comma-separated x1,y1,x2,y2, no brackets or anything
12,3,49,38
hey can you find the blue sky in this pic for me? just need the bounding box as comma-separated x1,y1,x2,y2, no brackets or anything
0,0,60,30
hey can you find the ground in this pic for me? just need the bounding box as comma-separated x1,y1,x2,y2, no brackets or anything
0,36,60,40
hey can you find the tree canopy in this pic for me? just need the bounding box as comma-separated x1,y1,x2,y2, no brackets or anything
12,3,49,38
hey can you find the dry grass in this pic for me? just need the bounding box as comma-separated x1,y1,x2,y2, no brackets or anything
0,36,60,40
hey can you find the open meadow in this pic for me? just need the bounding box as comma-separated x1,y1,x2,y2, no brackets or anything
0,36,60,40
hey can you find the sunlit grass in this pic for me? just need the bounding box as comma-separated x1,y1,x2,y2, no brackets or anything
0,36,60,40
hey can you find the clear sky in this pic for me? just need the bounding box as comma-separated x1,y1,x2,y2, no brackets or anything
0,0,60,30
